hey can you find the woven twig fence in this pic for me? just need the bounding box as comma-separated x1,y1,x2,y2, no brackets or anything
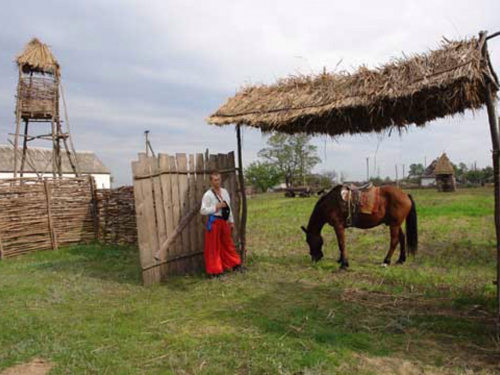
96,186,137,246
0,178,139,259
0,177,95,258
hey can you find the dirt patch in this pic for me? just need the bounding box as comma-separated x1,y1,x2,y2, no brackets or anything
1,358,53,375
342,354,494,375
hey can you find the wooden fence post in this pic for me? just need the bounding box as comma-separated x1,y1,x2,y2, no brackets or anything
236,125,247,262
43,179,58,251
88,175,100,242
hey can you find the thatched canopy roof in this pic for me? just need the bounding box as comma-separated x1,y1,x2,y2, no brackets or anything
433,153,455,175
16,38,60,75
208,36,495,136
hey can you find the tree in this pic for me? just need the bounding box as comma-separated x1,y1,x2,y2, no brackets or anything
258,134,321,187
245,161,281,193
483,166,494,183
408,163,424,177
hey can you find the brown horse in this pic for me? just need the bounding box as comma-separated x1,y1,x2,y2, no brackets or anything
301,185,417,269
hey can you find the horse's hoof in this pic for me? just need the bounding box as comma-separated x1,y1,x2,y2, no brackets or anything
396,259,405,265
380,263,388,268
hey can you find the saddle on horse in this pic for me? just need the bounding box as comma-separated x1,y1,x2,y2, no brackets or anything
340,183,380,227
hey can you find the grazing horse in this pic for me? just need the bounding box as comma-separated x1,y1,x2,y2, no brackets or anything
301,185,417,269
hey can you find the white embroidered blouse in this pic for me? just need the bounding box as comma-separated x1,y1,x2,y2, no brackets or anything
200,188,234,223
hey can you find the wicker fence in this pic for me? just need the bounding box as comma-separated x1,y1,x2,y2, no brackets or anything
0,177,137,259
0,177,96,258
96,186,137,246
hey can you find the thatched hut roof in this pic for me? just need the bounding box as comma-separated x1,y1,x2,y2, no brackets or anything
433,153,455,175
207,36,495,136
422,159,438,178
16,38,60,75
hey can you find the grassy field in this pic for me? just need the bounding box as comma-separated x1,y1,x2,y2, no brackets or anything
0,188,499,374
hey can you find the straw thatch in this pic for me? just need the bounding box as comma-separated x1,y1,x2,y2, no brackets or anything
16,38,59,75
208,37,494,136
433,153,455,175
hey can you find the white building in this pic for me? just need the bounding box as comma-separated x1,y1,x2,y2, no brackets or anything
420,159,437,187
0,145,111,189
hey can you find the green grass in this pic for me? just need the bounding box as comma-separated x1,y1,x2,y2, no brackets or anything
0,188,499,374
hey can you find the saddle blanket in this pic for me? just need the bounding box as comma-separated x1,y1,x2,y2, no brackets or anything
358,186,380,214
341,185,380,215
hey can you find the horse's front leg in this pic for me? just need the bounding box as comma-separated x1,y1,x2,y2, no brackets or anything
383,225,400,266
333,223,349,270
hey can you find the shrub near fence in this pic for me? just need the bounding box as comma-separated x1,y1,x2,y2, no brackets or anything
0,177,138,259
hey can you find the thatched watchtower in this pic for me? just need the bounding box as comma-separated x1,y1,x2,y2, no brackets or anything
13,38,79,178
434,153,456,192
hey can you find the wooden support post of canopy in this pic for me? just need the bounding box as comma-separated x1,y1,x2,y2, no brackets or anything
236,125,248,263
481,30,500,333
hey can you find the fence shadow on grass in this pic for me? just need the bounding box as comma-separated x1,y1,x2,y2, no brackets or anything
31,243,143,285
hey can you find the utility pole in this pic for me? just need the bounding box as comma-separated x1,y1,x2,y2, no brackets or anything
395,164,399,186
144,130,155,158
424,156,427,168
366,157,370,182
402,164,405,180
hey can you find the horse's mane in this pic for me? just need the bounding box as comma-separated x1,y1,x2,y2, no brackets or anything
307,185,343,230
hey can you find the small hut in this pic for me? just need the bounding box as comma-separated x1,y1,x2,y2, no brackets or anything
433,153,456,192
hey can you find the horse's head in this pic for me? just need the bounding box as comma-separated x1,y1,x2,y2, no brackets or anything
301,226,324,262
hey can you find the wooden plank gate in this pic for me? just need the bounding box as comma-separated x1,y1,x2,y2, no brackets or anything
132,151,242,285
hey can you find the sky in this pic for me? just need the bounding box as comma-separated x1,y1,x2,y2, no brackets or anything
0,0,498,186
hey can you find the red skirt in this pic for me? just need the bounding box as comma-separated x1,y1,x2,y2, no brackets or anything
204,219,241,275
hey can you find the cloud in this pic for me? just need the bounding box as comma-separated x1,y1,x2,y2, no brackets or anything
0,0,498,185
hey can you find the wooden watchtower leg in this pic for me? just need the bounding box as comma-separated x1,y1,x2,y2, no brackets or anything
20,120,29,177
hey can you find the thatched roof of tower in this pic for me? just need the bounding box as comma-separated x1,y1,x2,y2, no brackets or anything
16,38,60,75
207,36,496,136
433,153,455,175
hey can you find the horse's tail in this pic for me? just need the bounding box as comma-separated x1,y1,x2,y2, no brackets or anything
406,194,418,256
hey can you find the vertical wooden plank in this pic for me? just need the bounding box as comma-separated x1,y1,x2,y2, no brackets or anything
176,153,189,274
159,153,174,278
188,154,198,273
196,153,206,271
169,155,181,275
152,157,168,281
209,154,217,174
132,157,160,285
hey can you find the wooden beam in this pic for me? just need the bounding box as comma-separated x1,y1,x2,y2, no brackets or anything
154,203,201,262
236,125,248,262
13,66,22,179
481,31,500,333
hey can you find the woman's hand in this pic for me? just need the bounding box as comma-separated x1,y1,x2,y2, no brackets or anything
216,202,227,210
